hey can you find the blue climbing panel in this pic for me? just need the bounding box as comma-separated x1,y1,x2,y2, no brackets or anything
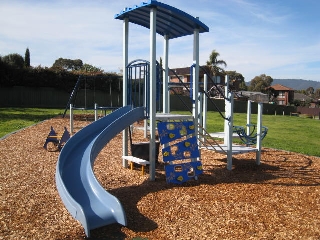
157,121,195,144
162,136,200,162
157,121,203,184
165,161,203,184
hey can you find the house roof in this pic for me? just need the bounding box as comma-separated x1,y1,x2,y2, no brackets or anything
169,66,221,76
270,84,294,91
114,0,209,39
236,91,268,97
294,93,312,101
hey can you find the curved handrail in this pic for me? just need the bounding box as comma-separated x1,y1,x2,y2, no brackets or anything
233,125,268,145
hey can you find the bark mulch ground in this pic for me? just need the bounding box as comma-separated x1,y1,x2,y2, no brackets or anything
1,115,320,239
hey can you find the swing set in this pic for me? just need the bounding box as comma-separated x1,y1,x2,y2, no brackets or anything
63,75,120,133
63,75,120,118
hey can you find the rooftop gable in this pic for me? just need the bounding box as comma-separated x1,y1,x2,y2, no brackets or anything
271,84,294,91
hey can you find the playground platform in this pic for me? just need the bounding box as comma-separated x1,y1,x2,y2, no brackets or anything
204,144,258,154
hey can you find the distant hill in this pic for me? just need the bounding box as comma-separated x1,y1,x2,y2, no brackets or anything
272,79,320,90
246,79,320,90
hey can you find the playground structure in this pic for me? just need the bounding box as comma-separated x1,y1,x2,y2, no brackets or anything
117,0,209,182
43,126,70,151
68,103,117,134
63,75,119,130
55,0,268,237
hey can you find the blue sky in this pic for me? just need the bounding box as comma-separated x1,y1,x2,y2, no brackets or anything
0,0,319,82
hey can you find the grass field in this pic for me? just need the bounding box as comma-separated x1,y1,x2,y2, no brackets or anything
173,110,320,157
0,108,64,138
0,108,319,157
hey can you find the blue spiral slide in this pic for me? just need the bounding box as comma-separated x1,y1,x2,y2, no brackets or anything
55,106,145,237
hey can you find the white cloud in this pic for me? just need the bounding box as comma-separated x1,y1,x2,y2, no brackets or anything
0,0,319,81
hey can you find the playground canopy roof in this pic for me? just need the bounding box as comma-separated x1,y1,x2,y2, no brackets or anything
114,0,209,39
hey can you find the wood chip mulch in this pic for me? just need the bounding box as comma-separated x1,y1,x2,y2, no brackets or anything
1,115,320,239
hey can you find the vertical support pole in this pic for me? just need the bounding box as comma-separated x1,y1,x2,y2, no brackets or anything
149,7,157,181
247,100,251,135
224,76,230,145
198,92,203,147
70,104,73,135
203,74,208,136
94,103,98,121
163,35,169,113
122,18,129,168
193,28,200,146
226,92,234,170
144,63,148,138
224,76,233,170
256,103,263,165
167,76,171,112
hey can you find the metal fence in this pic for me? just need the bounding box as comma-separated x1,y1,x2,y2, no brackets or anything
0,86,296,115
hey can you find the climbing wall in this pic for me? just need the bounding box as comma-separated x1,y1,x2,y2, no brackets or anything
157,121,203,184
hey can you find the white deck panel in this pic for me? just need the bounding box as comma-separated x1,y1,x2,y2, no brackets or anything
210,132,239,139
204,144,258,155
155,113,193,121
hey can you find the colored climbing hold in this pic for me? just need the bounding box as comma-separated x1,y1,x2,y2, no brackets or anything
163,151,170,157
177,176,183,181
179,126,187,136
189,125,194,130
185,141,190,147
169,133,175,138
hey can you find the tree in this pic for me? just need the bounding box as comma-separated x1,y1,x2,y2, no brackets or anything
249,74,273,92
25,48,30,68
206,50,227,77
2,53,25,69
306,87,314,96
225,70,246,91
314,88,320,99
265,86,278,103
81,64,102,74
52,58,83,71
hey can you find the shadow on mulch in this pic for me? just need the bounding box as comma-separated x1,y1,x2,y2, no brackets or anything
90,152,320,239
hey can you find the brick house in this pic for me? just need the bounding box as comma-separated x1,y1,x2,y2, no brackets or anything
269,84,294,105
168,66,226,95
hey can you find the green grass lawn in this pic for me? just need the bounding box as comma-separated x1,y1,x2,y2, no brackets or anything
175,111,320,157
0,108,64,138
0,108,319,157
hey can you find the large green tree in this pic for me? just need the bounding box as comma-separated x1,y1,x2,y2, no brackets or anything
249,74,273,92
24,48,30,67
206,50,227,76
2,53,25,69
52,58,83,71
